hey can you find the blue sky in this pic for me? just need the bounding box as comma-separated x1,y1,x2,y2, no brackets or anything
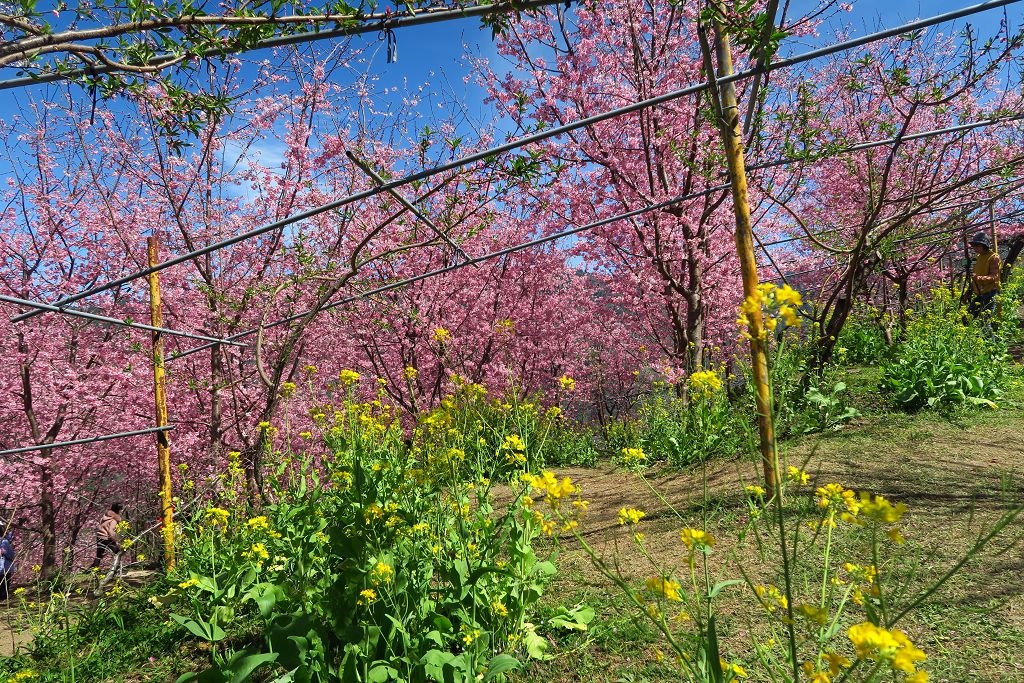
377,0,1020,86
1,1,1022,148
345,0,1023,118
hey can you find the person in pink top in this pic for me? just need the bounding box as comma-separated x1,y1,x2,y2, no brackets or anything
90,502,124,570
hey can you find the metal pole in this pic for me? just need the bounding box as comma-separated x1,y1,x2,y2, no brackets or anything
167,184,732,360
759,181,1024,249
174,196,1024,362
345,150,472,263
0,425,174,458
147,236,176,570
760,208,1024,279
11,0,1019,325
746,114,1024,173
705,9,780,500
0,292,245,346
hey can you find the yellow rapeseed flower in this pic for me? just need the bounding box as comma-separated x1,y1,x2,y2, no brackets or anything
720,660,748,679
522,470,577,508
779,305,801,327
358,588,377,605
364,503,384,522
847,622,926,674
620,447,647,468
816,483,861,517
460,624,481,645
888,528,906,545
859,493,907,524
338,369,361,385
824,651,852,675
245,542,270,562
246,516,271,532
432,327,452,343
776,284,803,307
645,577,683,602
557,375,576,391
754,584,788,611
204,507,230,527
688,369,723,397
787,466,810,486
744,484,766,498
502,434,526,452
740,293,763,317
617,507,645,526
679,528,714,551
800,662,831,683
795,603,828,625
370,561,394,585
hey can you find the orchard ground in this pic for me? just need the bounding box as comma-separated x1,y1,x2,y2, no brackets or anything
524,366,1024,683
3,366,1024,681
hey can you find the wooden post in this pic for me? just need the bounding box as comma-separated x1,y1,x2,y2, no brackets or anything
147,236,176,570
990,201,1002,317
990,201,999,256
705,10,780,500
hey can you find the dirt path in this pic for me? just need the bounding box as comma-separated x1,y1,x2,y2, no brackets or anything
0,621,32,658
0,569,159,659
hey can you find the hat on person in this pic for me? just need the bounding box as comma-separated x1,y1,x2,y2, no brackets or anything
969,232,992,249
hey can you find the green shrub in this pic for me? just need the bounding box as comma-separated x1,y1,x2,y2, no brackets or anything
415,377,588,476
604,370,754,469
752,336,859,437
995,266,1024,345
1,579,184,682
834,310,891,365
796,381,861,433
542,425,600,468
880,287,1007,411
168,387,579,683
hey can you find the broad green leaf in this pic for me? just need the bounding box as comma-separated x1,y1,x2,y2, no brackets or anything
483,654,521,680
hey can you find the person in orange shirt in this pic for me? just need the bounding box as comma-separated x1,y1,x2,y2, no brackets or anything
967,232,1001,318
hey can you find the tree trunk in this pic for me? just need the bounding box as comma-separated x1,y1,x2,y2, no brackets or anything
38,456,58,581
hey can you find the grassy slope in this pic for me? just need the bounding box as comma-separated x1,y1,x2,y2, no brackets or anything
5,367,1024,682
520,367,1024,683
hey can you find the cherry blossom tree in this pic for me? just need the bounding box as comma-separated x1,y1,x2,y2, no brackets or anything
757,27,1024,367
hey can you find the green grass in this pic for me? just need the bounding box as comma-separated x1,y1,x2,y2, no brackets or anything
6,363,1024,683
1,579,191,682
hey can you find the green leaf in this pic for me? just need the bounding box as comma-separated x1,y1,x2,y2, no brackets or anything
522,622,550,660
249,582,285,619
172,613,225,642
708,580,743,600
228,651,280,683
548,604,595,631
706,615,724,683
367,663,400,682
421,649,454,682
483,654,521,680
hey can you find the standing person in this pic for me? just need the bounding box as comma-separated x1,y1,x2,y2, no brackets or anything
0,529,15,600
968,232,1001,317
90,502,123,570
